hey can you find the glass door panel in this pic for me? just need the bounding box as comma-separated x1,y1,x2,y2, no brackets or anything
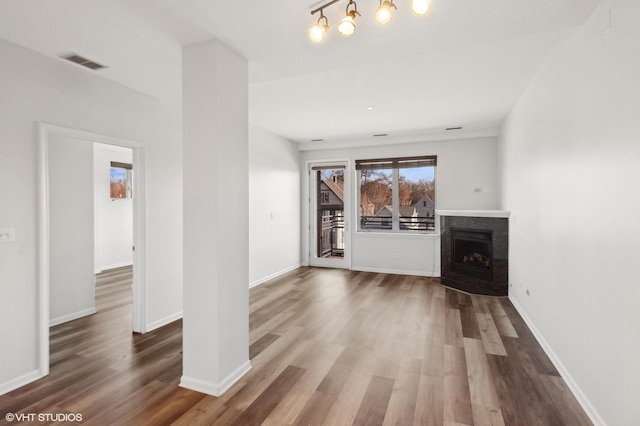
310,163,349,268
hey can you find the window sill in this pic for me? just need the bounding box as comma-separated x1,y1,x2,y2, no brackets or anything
355,231,437,239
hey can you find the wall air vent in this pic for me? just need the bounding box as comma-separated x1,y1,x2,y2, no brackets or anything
373,133,388,137
446,127,463,131
61,54,107,70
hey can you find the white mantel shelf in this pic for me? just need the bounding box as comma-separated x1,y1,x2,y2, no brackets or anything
435,209,510,218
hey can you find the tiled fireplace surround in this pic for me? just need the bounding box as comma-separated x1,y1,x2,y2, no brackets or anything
437,210,509,296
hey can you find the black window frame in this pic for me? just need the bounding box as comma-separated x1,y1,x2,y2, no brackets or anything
356,155,436,233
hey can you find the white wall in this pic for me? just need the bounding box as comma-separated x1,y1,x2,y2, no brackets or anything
249,126,301,286
49,134,95,326
94,143,133,272
301,136,500,275
499,1,640,424
0,37,183,393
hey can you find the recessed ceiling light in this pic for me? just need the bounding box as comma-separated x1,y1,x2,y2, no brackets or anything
446,127,463,131
367,106,375,110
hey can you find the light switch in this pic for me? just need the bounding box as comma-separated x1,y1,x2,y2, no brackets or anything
0,227,15,243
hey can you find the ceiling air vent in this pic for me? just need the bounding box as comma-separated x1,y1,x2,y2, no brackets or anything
61,54,107,70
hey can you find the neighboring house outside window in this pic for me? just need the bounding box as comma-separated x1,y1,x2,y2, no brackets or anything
357,156,436,232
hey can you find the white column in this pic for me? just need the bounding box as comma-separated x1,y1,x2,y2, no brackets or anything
181,40,250,396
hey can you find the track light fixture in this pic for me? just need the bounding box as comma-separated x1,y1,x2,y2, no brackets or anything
309,10,329,43
411,0,429,16
309,0,430,43
374,0,397,26
338,0,360,37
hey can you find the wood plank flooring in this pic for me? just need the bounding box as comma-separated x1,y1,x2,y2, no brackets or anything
0,266,592,425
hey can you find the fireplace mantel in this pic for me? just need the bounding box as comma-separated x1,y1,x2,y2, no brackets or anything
435,209,510,218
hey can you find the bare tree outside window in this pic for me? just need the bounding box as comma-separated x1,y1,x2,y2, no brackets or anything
110,162,133,199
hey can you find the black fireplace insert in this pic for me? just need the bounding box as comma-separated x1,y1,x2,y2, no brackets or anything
451,228,493,281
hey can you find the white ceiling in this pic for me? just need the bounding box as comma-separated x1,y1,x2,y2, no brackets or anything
0,0,601,146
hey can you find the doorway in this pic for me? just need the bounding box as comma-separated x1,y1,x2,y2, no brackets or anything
37,123,146,377
309,162,350,269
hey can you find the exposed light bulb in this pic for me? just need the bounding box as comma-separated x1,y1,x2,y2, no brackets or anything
411,0,429,16
339,14,356,37
309,24,327,43
374,1,395,26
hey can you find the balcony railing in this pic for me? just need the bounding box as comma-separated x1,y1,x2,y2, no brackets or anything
320,213,344,257
360,216,435,231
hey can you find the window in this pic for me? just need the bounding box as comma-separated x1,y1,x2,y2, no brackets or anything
321,191,330,204
357,156,436,232
110,161,133,199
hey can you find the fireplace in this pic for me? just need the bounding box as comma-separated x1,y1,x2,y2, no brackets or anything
438,211,509,296
451,228,492,281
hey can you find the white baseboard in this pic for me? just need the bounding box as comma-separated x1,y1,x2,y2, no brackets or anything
180,360,252,397
0,370,42,396
146,311,183,333
351,266,440,277
509,296,606,426
249,263,301,289
49,307,96,327
97,261,133,273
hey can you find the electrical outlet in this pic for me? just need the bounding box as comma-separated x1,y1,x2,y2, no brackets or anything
0,227,15,243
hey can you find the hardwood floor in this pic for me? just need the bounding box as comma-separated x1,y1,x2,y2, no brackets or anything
0,267,592,425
